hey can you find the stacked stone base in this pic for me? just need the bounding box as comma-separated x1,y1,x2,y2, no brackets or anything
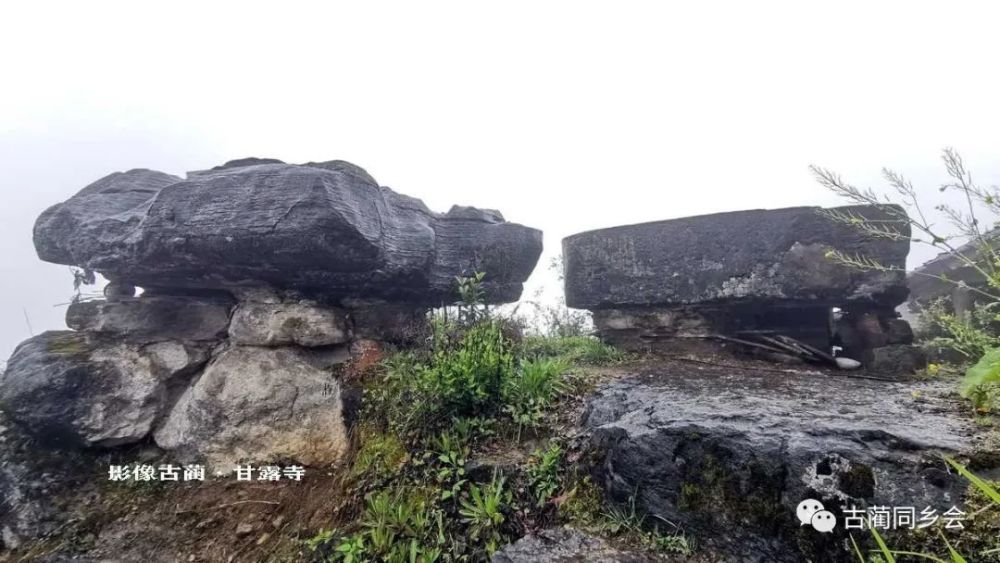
0,289,427,470
592,302,925,376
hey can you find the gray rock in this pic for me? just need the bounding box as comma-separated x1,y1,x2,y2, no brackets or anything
867,344,927,376
342,298,427,344
66,296,233,342
883,318,915,345
34,159,542,305
0,417,70,549
229,300,349,347
492,528,654,563
563,205,909,310
0,458,51,549
0,332,209,448
582,363,974,561
153,345,353,470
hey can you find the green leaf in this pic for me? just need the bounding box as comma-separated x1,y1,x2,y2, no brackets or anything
887,551,948,563
870,527,896,563
943,455,1000,504
961,347,1000,395
849,534,866,562
940,530,968,563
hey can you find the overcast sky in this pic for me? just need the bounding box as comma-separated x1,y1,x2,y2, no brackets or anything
2,1,1000,359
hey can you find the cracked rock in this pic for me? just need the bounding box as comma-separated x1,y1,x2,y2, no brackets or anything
153,345,353,470
0,331,210,448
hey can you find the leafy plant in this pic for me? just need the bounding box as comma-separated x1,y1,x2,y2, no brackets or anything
526,444,563,506
358,489,441,562
651,532,693,556
813,148,1000,301
333,534,366,563
423,319,516,416
304,528,337,552
428,431,469,502
602,494,646,536
455,271,488,325
599,494,692,556
962,348,1000,409
919,298,1000,361
943,456,1000,504
503,357,570,428
459,472,509,556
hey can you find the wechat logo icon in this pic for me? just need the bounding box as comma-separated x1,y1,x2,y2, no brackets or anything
797,499,836,533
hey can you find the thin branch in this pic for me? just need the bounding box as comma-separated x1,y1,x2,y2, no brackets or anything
813,159,1000,289
825,249,1000,302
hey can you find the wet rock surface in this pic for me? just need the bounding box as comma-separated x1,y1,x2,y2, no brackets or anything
492,528,655,562
563,205,909,310
34,158,542,304
582,359,979,562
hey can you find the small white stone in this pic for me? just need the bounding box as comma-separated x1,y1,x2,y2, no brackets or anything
835,357,862,370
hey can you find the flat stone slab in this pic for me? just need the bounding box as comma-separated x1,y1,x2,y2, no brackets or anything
563,205,909,310
582,360,980,562
66,296,233,342
34,159,543,304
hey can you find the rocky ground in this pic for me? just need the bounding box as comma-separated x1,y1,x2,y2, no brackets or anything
582,355,999,562
2,350,996,563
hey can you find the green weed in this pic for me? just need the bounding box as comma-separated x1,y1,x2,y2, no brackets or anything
526,444,563,506
458,472,508,556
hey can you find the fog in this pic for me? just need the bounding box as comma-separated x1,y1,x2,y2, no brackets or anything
3,1,1000,359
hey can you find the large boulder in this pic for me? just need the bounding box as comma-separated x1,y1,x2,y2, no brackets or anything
582,361,976,562
0,332,210,448
34,159,543,304
563,205,909,310
153,345,354,470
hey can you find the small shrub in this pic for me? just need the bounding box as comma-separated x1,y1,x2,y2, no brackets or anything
427,430,469,502
366,319,517,435
919,298,1000,361
526,444,563,506
304,528,336,552
962,348,1000,412
423,319,516,416
458,472,509,556
455,271,488,326
503,357,570,428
